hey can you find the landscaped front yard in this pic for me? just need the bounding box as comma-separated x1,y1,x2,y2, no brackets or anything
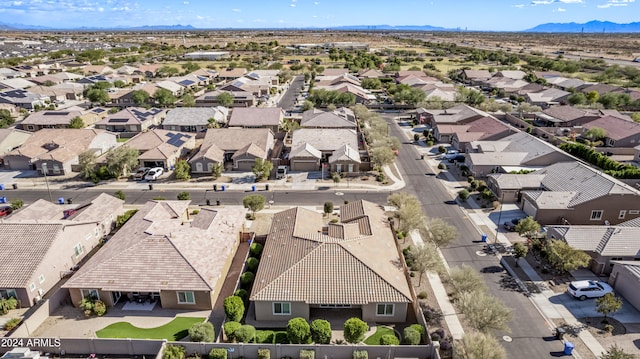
96,317,205,340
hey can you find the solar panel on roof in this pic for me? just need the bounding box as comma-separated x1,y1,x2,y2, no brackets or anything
173,139,185,147
109,118,129,123
93,108,106,113
45,111,69,115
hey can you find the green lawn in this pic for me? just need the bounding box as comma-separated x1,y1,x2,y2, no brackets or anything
364,326,397,345
96,317,205,340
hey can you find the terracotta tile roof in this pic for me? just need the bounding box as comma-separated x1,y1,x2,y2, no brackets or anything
228,107,283,128
191,127,274,163
0,223,64,287
63,201,246,292
250,200,412,305
547,225,640,256
6,128,107,163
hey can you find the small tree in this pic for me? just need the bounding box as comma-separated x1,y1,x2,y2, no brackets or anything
458,189,470,202
174,159,191,180
456,332,506,359
223,321,241,341
246,257,260,272
600,345,634,359
515,216,541,238
596,293,622,321
243,194,266,217
163,344,186,359
450,264,487,295
323,201,334,216
287,317,311,344
584,127,607,141
370,146,395,168
235,324,256,343
545,239,591,274
310,319,332,344
177,191,190,200
426,217,458,248
216,92,234,107
105,145,139,178
343,317,368,344
403,327,421,345
456,291,512,333
188,321,215,342
211,162,223,179
223,295,245,322
113,190,126,201
512,242,528,267
69,116,85,129
250,242,264,257
408,242,444,282
252,158,273,181
78,150,98,180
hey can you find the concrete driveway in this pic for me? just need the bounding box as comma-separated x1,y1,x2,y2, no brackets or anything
549,292,640,324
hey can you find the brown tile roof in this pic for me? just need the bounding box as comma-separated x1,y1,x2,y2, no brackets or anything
582,115,640,141
21,110,84,127
63,201,246,292
126,129,193,159
191,128,274,163
6,128,107,163
0,223,64,287
228,107,283,128
250,200,412,305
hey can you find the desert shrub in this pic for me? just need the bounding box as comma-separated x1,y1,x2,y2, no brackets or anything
250,242,264,257
93,300,107,316
0,297,18,315
380,334,400,345
323,201,334,215
163,345,185,359
255,330,275,343
430,332,441,342
299,349,315,359
177,191,190,200
223,321,241,341
403,327,421,345
257,348,271,359
310,319,332,344
116,209,138,227
352,350,368,359
287,317,311,344
417,291,428,299
235,325,256,343
240,272,255,287
223,296,245,322
458,189,470,201
3,317,22,331
208,348,227,359
438,163,446,170
433,328,446,338
188,321,214,342
246,257,260,272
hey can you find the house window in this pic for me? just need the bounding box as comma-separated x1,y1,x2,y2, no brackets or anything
0,289,17,299
207,162,213,172
73,243,83,257
590,210,603,221
177,291,195,304
376,303,394,316
29,283,36,292
95,227,100,238
629,210,640,215
85,233,92,241
196,162,203,172
81,289,98,299
52,164,60,174
619,210,626,220
27,125,35,131
39,274,45,283
273,302,291,315
336,164,342,173
348,164,354,173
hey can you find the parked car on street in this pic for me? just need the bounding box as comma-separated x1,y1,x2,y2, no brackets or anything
567,280,613,300
0,206,13,217
145,167,164,181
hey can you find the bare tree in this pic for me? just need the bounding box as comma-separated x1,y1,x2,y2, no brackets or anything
425,217,458,248
456,291,512,333
456,332,506,359
450,265,487,295
408,242,444,283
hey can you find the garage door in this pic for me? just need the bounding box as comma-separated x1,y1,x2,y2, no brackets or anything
522,198,538,217
236,160,254,172
292,160,318,172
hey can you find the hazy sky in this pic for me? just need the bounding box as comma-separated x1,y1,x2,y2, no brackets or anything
1,0,638,30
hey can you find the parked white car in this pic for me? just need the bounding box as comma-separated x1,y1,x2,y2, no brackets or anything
567,280,613,300
145,167,164,181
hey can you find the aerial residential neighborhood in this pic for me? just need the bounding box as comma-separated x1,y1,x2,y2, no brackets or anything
1,13,640,359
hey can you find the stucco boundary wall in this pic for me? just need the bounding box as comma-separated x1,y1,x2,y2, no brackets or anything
10,288,71,337
173,342,440,359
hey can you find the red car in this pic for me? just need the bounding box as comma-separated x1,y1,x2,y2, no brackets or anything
0,206,13,217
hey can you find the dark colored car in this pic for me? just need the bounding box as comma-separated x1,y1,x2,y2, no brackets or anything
0,205,13,217
448,154,466,163
503,218,521,231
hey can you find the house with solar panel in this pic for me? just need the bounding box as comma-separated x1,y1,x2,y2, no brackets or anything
122,129,195,170
249,200,412,324
95,107,166,138
0,88,48,111
161,107,228,136
20,109,85,131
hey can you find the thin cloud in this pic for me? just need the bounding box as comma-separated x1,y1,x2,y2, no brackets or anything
314,1,319,4
531,0,554,5
558,0,582,3
512,4,526,7
598,0,634,7
554,7,567,11
290,3,296,6
231,8,241,12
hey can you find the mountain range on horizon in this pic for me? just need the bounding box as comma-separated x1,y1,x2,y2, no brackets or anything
1,20,640,33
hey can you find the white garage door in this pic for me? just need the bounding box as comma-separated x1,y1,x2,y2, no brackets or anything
522,198,538,218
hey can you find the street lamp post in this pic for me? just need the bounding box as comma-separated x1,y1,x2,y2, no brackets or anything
41,163,53,203
494,191,505,245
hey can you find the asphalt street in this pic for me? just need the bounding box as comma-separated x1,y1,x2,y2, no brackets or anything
277,74,305,110
382,113,559,358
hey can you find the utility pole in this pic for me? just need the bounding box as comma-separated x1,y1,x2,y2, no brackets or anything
41,163,53,203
